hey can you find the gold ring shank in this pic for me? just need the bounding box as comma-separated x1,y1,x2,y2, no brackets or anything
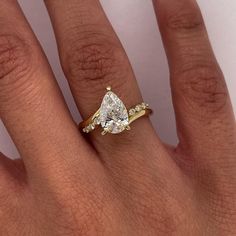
79,109,100,131
79,104,152,134
128,107,152,125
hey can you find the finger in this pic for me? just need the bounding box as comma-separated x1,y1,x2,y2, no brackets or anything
0,1,90,172
153,0,236,157
44,0,156,151
44,0,141,117
0,152,25,188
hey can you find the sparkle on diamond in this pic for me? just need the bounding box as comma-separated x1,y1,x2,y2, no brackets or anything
99,91,129,134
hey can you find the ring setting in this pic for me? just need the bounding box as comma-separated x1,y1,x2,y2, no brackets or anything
79,87,152,135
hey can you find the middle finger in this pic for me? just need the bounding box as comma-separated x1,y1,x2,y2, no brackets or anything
0,1,95,178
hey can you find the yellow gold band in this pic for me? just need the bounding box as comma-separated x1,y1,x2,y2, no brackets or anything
79,103,152,135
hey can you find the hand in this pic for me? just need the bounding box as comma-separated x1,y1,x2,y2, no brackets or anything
0,0,235,235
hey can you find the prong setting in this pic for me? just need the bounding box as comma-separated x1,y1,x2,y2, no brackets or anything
106,86,112,91
101,130,108,136
126,126,131,131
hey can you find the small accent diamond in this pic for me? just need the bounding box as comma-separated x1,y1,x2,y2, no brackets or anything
129,108,136,116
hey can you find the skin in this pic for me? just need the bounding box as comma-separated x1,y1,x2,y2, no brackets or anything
0,0,235,235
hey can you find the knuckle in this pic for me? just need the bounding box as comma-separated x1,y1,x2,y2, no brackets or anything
61,30,130,91
174,63,228,115
129,188,189,234
56,193,113,235
200,186,236,234
109,162,190,234
167,9,204,32
0,34,34,87
42,171,118,235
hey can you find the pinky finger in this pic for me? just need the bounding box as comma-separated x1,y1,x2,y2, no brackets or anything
153,0,236,156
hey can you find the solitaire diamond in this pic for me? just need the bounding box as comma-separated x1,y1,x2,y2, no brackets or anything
99,91,129,134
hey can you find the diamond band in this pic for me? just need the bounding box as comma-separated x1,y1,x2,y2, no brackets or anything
79,87,152,135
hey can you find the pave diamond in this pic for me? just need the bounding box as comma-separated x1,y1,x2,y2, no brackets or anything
99,91,129,134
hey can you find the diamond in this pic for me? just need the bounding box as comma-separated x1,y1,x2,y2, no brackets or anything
88,124,95,130
141,102,146,109
83,127,90,133
129,108,136,116
93,117,100,125
135,105,142,112
99,91,129,134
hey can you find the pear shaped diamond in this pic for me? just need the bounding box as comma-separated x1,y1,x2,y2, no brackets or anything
99,91,129,134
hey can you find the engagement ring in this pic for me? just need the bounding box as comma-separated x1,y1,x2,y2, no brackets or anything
79,87,152,135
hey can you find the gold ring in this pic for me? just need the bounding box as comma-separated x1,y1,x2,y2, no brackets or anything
79,86,152,135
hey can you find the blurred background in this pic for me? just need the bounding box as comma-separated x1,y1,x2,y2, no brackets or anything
0,0,235,158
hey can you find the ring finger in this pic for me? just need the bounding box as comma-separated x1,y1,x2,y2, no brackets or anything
44,0,158,152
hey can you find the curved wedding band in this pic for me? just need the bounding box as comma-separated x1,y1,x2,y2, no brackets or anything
79,87,152,135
